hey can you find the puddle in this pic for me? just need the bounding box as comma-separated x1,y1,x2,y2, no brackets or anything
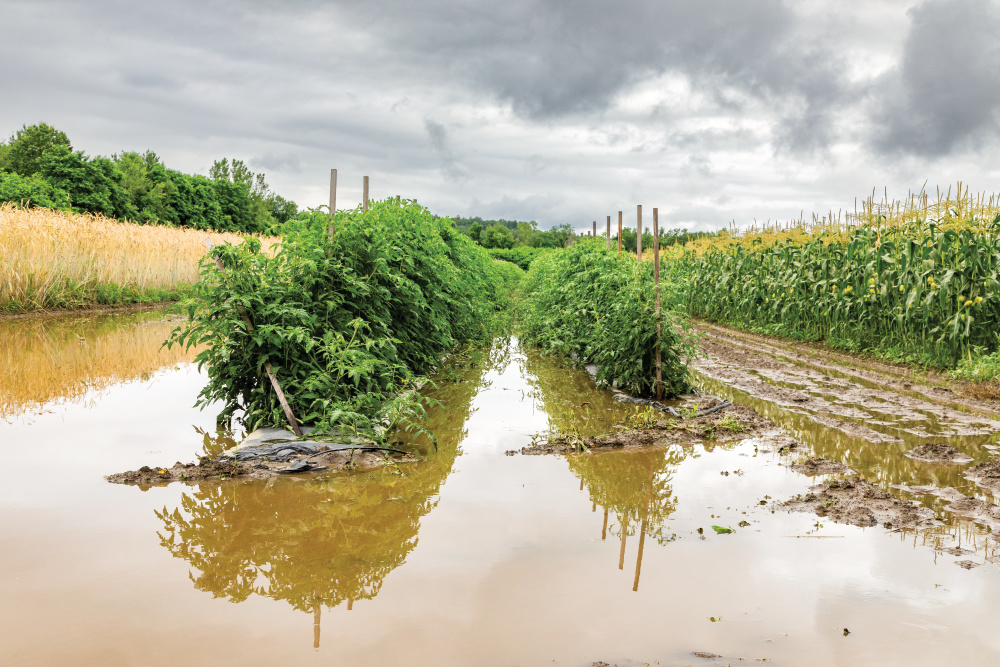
3,312,1000,665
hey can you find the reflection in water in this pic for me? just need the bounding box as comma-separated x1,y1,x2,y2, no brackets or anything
567,448,686,591
517,341,690,590
155,343,505,646
697,373,999,496
0,309,194,419
517,344,642,438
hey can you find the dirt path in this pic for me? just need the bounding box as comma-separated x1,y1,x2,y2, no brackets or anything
688,321,1000,546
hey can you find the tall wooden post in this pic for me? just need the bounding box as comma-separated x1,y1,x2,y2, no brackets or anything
606,215,611,250
593,220,597,236
637,205,643,257
328,169,337,241
617,211,622,255
653,208,662,402
363,176,369,212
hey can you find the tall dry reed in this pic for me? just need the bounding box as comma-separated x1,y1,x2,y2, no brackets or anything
0,203,279,310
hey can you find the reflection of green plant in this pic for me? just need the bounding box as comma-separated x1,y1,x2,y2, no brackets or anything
567,447,687,547
155,340,502,616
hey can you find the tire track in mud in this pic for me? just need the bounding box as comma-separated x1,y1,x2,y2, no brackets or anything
690,321,1000,567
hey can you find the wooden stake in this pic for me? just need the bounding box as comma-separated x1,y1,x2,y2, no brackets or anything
363,175,369,212
636,205,642,257
328,169,337,240
606,215,611,250
618,211,622,255
206,241,303,436
593,220,597,236
653,208,662,402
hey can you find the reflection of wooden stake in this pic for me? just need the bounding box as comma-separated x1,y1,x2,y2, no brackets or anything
637,205,643,257
632,514,648,592
633,465,654,592
313,598,321,649
208,243,302,436
618,211,622,255
363,176,369,211
592,501,596,512
347,597,354,611
328,169,337,240
602,507,608,540
653,207,662,402
618,521,627,570
580,478,584,491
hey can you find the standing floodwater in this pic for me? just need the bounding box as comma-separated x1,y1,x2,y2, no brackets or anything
2,312,1000,665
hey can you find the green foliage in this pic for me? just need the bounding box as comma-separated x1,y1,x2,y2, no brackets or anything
518,238,695,397
112,151,175,223
39,145,128,217
0,170,71,209
169,198,519,435
675,216,1000,367
953,348,1000,381
0,123,297,232
489,246,553,270
480,222,515,249
3,122,72,176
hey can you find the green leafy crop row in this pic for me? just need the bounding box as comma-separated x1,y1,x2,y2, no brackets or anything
169,198,521,436
670,216,1000,367
517,238,695,397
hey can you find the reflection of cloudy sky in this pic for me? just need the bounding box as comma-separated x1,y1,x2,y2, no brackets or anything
4,0,999,231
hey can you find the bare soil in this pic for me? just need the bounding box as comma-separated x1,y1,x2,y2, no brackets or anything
905,443,973,464
108,449,412,487
515,401,774,455
784,477,940,530
965,459,1000,495
0,302,177,321
789,457,854,476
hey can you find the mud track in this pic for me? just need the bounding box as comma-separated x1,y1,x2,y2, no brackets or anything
687,321,1000,553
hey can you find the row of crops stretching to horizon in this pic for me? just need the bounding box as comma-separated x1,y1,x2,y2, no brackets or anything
665,187,1000,375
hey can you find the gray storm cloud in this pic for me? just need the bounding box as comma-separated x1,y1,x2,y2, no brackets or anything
871,0,1000,156
1,0,998,228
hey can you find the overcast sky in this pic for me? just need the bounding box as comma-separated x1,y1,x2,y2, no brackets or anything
3,0,999,233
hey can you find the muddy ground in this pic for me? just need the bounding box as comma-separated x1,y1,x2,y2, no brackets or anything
514,399,776,455
108,448,413,487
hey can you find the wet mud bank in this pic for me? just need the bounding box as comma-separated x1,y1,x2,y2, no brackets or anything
108,426,414,486
514,398,776,455
689,321,1000,556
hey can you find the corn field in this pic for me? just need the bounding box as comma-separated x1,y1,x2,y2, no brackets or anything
0,203,279,311
669,187,1000,367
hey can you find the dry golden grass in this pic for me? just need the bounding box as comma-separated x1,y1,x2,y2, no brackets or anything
0,310,198,420
0,203,279,310
683,183,1000,255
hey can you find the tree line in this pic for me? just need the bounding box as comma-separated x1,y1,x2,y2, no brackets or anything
447,216,574,249
0,123,297,233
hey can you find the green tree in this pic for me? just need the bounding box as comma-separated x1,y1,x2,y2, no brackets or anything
112,151,175,223
39,145,128,217
480,222,515,249
4,123,72,176
467,221,483,244
0,171,72,209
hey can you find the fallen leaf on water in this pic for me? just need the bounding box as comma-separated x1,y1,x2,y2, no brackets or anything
712,525,734,534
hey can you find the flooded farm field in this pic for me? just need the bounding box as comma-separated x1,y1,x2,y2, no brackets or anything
3,311,1000,666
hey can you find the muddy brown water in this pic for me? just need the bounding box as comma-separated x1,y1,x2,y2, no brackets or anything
3,311,1000,666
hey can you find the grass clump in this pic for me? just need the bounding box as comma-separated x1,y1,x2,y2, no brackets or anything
517,237,695,398
169,198,520,436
